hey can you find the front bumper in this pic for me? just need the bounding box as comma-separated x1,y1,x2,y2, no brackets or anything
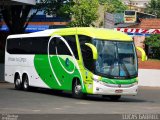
93,81,138,95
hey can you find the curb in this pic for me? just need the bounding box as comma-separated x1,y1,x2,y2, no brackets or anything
0,81,7,83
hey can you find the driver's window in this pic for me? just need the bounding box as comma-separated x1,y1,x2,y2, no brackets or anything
78,35,94,72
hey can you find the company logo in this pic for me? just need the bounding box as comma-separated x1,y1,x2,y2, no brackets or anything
65,58,70,67
118,84,121,88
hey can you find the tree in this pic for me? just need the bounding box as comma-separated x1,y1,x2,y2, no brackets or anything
41,0,99,27
1,5,32,34
145,0,160,18
99,0,127,13
68,0,99,27
0,0,72,34
145,34,160,59
40,0,73,19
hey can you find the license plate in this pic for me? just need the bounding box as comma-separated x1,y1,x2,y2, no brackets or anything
115,89,123,93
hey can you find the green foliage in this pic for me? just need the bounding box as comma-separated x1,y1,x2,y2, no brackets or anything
145,34,160,47
35,0,73,18
145,34,160,59
68,0,99,27
38,0,73,19
1,5,32,34
145,0,160,18
58,1,74,19
99,0,127,13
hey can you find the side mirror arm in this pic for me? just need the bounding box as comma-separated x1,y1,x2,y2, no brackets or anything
136,46,147,61
85,43,98,60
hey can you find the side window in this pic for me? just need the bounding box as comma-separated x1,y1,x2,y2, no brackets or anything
7,38,21,54
32,37,49,54
7,37,50,54
56,37,71,56
21,38,32,54
78,35,92,45
62,35,79,59
49,37,56,55
21,37,49,54
78,35,94,72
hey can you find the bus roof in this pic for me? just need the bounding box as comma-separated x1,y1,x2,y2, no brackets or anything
76,27,132,41
7,27,132,41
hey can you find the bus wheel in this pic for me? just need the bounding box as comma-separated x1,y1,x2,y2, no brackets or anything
14,74,22,90
103,95,121,101
72,79,84,99
22,75,30,91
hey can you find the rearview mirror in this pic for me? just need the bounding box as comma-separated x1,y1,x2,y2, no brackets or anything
85,43,98,60
136,46,147,61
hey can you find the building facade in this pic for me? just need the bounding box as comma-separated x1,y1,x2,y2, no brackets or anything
122,0,151,12
122,0,150,8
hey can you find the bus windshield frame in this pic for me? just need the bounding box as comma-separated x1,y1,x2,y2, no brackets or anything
125,10,136,15
92,39,138,79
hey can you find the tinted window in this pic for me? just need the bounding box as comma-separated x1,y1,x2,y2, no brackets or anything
7,37,49,54
125,11,135,15
7,35,78,58
78,35,94,71
49,37,56,55
56,37,71,56
7,38,21,54
31,37,49,54
63,36,78,59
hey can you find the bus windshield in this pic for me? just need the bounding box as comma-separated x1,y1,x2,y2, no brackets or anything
125,11,135,15
93,39,138,79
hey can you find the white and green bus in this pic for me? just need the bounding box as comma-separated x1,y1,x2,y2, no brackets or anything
5,27,146,100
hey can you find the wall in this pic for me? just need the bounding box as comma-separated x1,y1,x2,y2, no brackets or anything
139,69,160,87
0,64,4,81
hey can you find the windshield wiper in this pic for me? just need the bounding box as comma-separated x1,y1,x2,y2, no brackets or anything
120,62,130,77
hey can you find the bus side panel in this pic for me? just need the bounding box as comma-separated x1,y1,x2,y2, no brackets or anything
34,55,81,91
5,52,49,88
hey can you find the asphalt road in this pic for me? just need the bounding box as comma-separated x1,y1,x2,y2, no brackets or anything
0,83,160,114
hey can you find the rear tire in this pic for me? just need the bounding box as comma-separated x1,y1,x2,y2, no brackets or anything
72,79,85,99
14,74,22,90
22,75,30,91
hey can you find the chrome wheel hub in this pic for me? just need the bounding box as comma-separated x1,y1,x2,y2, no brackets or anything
75,85,81,94
24,80,28,89
16,79,20,86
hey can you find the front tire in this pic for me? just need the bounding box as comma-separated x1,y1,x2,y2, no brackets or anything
72,79,84,99
22,75,30,91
